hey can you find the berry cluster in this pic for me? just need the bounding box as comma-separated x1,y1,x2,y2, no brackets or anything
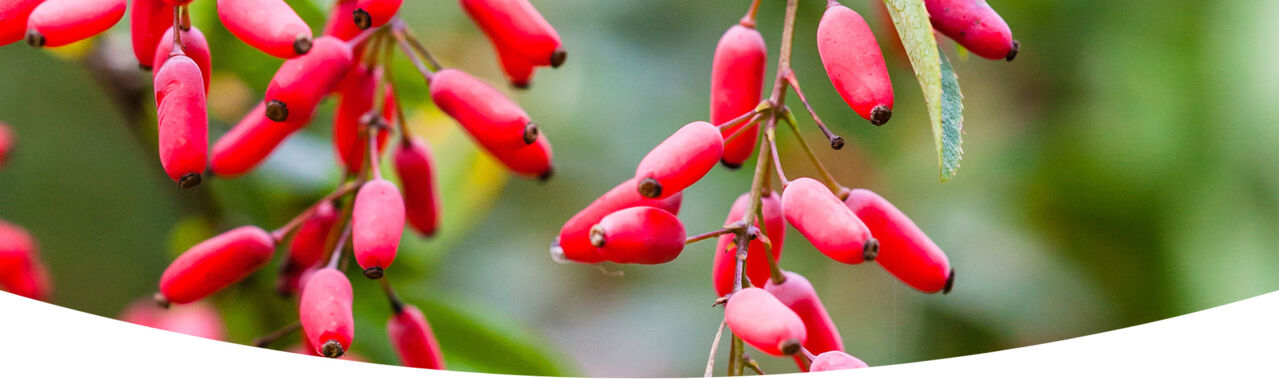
3,0,565,368
553,0,1015,374
0,123,53,301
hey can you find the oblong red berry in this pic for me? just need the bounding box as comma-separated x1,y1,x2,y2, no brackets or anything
120,299,226,340
460,0,564,67
387,304,446,369
353,0,401,30
0,122,14,169
710,23,766,168
153,26,212,93
724,287,806,356
634,121,723,199
430,68,539,152
810,351,868,371
286,201,339,271
216,0,312,59
589,206,685,265
130,0,173,70
0,0,43,46
781,178,876,264
490,133,554,180
158,226,275,305
24,0,125,48
0,220,51,301
352,179,405,277
332,64,390,171
300,268,354,358
844,188,952,293
154,54,208,188
323,0,362,41
925,0,1017,61
552,178,683,264
394,137,441,237
712,192,785,296
264,36,354,122
817,3,894,126
496,40,536,89
210,101,311,177
764,271,843,357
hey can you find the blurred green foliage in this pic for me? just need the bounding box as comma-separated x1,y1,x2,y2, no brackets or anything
2,0,1278,377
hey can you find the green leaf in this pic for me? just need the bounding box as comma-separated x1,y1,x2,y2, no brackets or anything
883,0,965,181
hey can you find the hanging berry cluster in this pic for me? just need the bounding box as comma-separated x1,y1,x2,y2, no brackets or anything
553,0,1016,374
2,0,566,368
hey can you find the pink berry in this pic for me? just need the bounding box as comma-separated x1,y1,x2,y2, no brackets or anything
817,2,893,125
216,0,313,58
25,0,126,48
353,0,402,30
429,68,540,152
552,178,683,264
810,351,868,371
158,226,275,305
130,0,173,70
490,133,555,180
323,0,362,42
332,64,390,171
153,26,212,94
844,188,952,294
0,220,52,301
0,0,43,46
264,36,354,123
712,192,785,296
589,206,686,265
387,304,446,369
352,179,405,278
299,268,354,358
210,101,311,177
394,137,441,237
724,287,806,356
781,178,877,264
925,0,1018,61
634,121,724,199
154,54,209,188
460,0,565,67
764,271,843,359
710,23,766,168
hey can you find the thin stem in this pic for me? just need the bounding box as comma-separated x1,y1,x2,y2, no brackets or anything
800,346,818,362
704,318,727,377
686,223,745,245
727,335,744,376
741,0,763,27
741,353,766,375
382,54,413,148
797,346,815,372
783,70,844,149
270,181,361,242
319,189,357,270
368,114,384,180
391,27,435,82
722,113,765,145
393,19,443,71
380,278,406,314
780,107,843,194
169,6,183,56
325,224,353,269
347,27,381,50
251,321,301,348
766,124,788,186
178,5,190,31
716,104,767,132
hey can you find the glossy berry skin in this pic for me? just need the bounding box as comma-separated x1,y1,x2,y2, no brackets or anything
159,226,275,305
24,0,125,48
552,178,683,264
460,0,564,67
0,220,51,301
430,69,539,152
925,0,1017,61
333,65,390,171
817,3,894,126
210,102,311,177
764,271,843,359
781,178,876,264
495,40,536,88
394,138,441,237
119,299,226,340
490,133,554,180
724,287,806,356
844,188,952,294
810,351,868,371
216,0,312,59
353,0,402,30
265,36,354,123
589,206,685,265
287,201,339,271
0,122,13,169
634,121,724,199
352,179,405,276
299,268,354,358
387,304,446,370
710,24,766,168
712,192,785,296
130,0,173,70
154,54,208,188
0,0,43,46
323,0,362,41
153,26,212,93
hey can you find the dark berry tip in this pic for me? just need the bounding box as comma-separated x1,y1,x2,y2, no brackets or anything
943,268,955,294
863,238,880,262
321,340,345,358
779,339,802,356
265,100,289,122
179,173,202,189
870,105,892,126
512,80,531,90
363,267,385,279
25,30,44,48
829,136,845,150
538,166,555,182
1006,40,1020,62
523,122,540,144
293,35,313,56
637,177,662,199
720,159,742,170
153,293,170,309
139,63,153,71
550,49,567,68
588,225,606,248
353,9,372,30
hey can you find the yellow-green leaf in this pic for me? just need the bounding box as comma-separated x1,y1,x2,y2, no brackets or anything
883,0,965,181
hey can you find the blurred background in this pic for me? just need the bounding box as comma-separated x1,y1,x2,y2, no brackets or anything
2,0,1279,376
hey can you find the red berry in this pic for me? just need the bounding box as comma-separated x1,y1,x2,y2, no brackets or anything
153,26,212,94
724,287,806,356
24,0,126,48
764,271,843,360
0,220,52,301
332,64,390,171
780,178,877,264
299,268,354,358
710,24,766,168
160,0,193,4
495,40,536,88
130,0,173,70
120,299,226,340
352,179,405,278
323,0,362,42
430,68,540,152
387,304,446,370
158,226,275,305
154,54,209,188
0,0,43,46
210,101,310,177
216,0,312,59
353,0,401,30
634,121,724,199
0,122,14,169
712,192,785,296
925,0,1017,61
589,206,685,265
844,189,952,294
490,132,554,180
460,0,565,67
286,201,339,271
810,351,868,371
394,137,441,237
552,178,683,264
817,3,893,126
264,36,354,122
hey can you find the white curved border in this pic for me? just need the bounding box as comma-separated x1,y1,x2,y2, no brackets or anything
1,290,1276,377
